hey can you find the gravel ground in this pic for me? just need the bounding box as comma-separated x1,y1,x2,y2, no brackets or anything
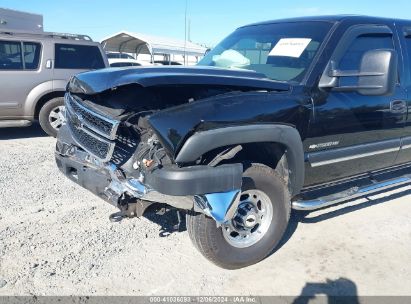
0,124,410,297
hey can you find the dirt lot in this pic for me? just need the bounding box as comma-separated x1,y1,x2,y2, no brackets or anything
0,125,410,297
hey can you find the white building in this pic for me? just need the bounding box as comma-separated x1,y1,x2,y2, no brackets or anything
101,31,207,65
0,8,43,32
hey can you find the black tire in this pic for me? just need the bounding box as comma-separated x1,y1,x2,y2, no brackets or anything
187,163,290,269
38,97,65,137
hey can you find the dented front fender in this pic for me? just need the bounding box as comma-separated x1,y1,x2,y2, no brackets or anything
147,89,308,160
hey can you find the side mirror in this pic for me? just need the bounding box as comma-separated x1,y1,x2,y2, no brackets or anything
357,49,397,95
319,49,398,96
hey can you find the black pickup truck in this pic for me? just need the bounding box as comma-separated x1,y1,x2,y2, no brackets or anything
55,15,411,269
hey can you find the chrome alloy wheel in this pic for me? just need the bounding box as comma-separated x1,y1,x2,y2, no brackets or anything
48,106,66,130
222,189,273,248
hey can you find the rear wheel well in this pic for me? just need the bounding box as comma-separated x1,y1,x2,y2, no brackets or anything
34,91,65,119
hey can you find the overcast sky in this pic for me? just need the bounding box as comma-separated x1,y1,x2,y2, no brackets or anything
2,0,411,47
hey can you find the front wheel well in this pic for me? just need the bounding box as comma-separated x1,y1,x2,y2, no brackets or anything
200,142,290,191
176,125,304,196
34,91,65,119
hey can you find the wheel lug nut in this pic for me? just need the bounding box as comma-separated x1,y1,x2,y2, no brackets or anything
233,215,243,224
237,208,247,216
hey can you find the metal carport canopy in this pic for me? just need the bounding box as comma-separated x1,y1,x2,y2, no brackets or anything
100,31,207,57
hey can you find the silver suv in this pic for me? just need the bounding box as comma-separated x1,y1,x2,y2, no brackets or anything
0,31,108,136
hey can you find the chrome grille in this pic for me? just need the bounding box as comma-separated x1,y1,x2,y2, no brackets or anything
65,93,120,162
65,93,119,140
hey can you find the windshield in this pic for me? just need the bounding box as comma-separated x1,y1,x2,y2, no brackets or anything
198,21,333,83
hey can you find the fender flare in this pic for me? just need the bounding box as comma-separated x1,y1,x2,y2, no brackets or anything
175,124,304,195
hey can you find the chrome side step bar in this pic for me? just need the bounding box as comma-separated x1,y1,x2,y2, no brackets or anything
292,175,411,211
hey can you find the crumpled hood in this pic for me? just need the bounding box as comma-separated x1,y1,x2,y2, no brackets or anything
67,65,290,94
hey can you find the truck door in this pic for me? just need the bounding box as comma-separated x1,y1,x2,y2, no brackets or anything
305,24,407,186
0,39,47,119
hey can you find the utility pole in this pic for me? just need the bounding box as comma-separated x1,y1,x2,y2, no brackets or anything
184,0,188,65
188,18,191,42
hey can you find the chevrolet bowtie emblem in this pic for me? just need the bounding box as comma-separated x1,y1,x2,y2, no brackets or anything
71,113,84,129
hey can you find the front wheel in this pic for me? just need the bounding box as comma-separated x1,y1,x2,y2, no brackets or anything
39,97,65,137
187,163,291,269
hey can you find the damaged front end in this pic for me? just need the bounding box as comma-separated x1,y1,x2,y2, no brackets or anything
56,65,293,224
55,91,243,224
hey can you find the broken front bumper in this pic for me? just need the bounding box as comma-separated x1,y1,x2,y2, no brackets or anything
55,125,243,223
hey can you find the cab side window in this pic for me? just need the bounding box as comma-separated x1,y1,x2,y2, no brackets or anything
339,34,394,70
402,29,411,81
338,34,395,86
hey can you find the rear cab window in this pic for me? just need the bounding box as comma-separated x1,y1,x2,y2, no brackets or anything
0,40,41,70
55,43,105,69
